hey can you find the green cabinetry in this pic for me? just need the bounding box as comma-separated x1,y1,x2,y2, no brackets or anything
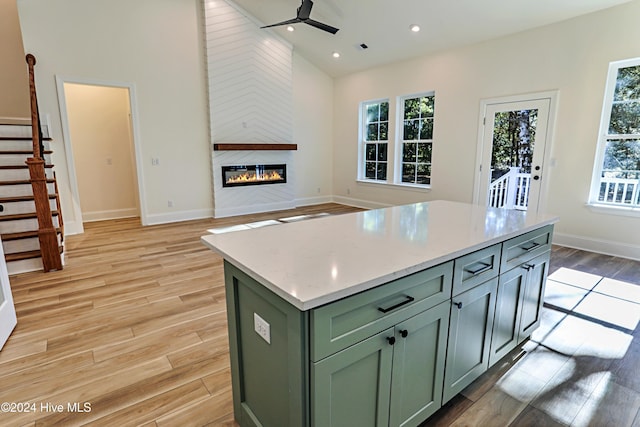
489,226,552,367
222,224,554,427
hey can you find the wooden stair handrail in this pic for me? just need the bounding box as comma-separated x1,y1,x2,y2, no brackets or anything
25,54,41,159
25,53,63,272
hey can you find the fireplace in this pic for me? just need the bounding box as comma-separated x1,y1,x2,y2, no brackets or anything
222,164,287,188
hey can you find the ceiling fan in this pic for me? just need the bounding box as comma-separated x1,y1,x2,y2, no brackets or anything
261,0,339,35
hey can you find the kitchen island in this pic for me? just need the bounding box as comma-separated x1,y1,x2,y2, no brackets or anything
201,200,558,427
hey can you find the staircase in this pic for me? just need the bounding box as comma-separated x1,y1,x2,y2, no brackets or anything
0,54,64,275
0,123,64,275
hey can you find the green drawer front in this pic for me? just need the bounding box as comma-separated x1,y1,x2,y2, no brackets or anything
452,244,501,296
310,261,453,362
500,225,554,272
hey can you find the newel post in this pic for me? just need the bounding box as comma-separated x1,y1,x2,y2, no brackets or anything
25,53,62,271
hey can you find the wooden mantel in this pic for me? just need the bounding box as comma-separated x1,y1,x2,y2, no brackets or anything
213,143,297,151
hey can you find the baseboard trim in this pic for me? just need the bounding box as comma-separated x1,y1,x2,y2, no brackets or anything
332,195,392,210
82,208,139,223
295,195,334,207
553,232,640,262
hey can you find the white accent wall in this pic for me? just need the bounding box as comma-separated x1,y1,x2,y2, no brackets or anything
203,0,296,217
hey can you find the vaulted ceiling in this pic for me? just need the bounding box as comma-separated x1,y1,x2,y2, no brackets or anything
229,0,631,77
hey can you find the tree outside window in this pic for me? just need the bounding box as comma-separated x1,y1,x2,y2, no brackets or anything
362,100,389,181
401,94,435,185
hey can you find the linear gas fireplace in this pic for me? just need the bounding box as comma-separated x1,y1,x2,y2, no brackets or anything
222,164,287,188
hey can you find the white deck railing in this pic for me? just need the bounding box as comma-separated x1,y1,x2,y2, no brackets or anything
598,176,640,205
488,167,531,210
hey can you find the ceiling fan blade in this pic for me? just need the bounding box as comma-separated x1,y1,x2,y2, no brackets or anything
297,0,314,20
260,18,301,29
304,19,339,34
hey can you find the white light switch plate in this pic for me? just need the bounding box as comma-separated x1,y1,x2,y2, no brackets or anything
254,312,271,344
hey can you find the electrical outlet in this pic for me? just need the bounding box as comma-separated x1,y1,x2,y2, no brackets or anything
167,200,174,208
254,313,271,344
151,158,160,166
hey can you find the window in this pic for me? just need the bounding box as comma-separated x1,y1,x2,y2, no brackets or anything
361,100,389,181
590,58,640,210
400,94,435,185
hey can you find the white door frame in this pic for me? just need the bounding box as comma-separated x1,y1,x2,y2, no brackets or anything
0,242,17,351
55,76,148,234
473,91,559,214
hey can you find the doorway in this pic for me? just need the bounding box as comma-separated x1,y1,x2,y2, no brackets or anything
57,78,146,234
474,93,557,213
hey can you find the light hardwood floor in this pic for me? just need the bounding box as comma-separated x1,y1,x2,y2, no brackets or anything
1,205,638,426
0,204,361,427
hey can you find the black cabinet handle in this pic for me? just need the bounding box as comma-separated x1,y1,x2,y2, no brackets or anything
399,329,409,338
378,296,415,313
521,264,534,271
387,336,396,345
0,204,3,212
453,301,463,309
521,242,541,252
464,262,492,276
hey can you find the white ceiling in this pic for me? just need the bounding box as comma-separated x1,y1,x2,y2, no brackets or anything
229,0,631,77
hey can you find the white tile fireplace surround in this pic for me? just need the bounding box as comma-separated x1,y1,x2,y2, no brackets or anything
212,147,295,218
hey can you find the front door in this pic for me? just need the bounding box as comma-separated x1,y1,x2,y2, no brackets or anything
475,95,554,213
0,242,17,351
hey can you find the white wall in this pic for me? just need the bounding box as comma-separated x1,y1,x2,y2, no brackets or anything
332,1,640,258
292,52,334,205
64,83,139,221
17,0,213,229
0,0,30,120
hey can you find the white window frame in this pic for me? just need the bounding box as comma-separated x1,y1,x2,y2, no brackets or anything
394,92,436,188
588,57,640,216
358,99,390,183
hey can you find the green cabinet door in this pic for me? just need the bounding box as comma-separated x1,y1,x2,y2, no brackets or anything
489,266,525,367
312,328,394,427
518,251,550,341
442,277,498,404
389,301,450,427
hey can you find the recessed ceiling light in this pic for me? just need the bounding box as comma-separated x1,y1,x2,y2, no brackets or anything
332,51,340,59
410,24,421,33
286,25,295,32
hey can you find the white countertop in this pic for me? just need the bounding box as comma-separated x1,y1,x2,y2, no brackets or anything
201,200,558,310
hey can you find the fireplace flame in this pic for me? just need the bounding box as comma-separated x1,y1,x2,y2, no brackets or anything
226,170,283,184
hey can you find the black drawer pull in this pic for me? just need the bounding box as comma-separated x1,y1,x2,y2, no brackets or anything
387,336,396,345
400,329,409,338
453,301,463,309
521,242,541,252
465,262,492,276
378,295,415,313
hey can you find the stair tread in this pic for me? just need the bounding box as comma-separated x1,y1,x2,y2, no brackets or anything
0,211,60,221
1,228,62,241
0,195,57,202
5,245,63,262
0,136,53,141
0,164,54,169
0,150,53,154
0,179,56,185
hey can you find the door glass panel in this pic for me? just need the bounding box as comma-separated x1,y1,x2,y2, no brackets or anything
488,109,538,211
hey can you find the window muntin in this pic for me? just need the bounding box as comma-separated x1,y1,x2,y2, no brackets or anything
400,95,435,185
592,59,640,209
362,100,389,181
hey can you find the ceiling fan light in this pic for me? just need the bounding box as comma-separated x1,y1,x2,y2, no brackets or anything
410,24,421,32
286,25,295,32
332,51,340,59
